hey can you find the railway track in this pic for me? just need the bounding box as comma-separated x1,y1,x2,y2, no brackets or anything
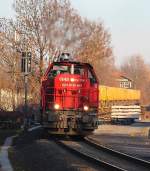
85,137,150,167
56,137,150,171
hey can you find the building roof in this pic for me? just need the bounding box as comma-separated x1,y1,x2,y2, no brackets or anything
112,71,133,81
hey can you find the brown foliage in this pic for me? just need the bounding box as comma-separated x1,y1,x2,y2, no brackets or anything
0,0,114,110
13,0,114,81
0,19,24,110
13,0,84,77
121,55,150,104
76,20,114,85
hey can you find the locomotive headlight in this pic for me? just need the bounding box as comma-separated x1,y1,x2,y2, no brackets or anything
70,78,75,82
54,104,60,110
83,105,89,111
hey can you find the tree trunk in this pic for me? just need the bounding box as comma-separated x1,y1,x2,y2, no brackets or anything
40,50,44,79
0,88,1,109
12,88,16,111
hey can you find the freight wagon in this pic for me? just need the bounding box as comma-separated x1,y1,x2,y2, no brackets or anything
99,86,141,124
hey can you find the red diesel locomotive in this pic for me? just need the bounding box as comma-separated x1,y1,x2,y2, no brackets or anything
41,53,99,135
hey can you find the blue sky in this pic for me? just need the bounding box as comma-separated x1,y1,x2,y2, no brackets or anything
1,0,150,66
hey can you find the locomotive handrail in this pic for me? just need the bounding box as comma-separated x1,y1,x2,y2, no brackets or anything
43,86,98,110
45,88,98,98
45,86,98,91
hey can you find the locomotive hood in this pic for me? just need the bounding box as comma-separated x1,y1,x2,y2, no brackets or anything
55,74,89,89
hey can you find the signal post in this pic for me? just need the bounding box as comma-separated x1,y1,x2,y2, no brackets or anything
21,51,32,129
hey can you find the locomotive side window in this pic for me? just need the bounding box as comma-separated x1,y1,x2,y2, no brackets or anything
74,66,85,76
88,69,97,84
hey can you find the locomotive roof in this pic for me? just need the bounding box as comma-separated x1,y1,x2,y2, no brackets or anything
53,61,93,69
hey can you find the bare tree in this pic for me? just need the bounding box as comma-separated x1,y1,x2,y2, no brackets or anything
13,0,84,77
13,0,86,108
121,55,150,104
76,20,114,84
0,18,24,110
14,0,114,81
0,0,115,110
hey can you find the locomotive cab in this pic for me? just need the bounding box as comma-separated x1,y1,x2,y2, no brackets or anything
41,54,99,135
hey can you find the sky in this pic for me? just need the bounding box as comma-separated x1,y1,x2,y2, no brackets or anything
0,0,150,66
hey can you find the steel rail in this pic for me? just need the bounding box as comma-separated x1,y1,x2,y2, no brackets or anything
57,140,126,171
85,137,150,169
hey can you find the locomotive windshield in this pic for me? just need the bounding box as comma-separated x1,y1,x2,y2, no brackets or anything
48,63,97,84
48,63,85,77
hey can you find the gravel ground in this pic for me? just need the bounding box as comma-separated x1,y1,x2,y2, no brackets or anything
9,129,102,171
8,124,150,171
94,124,150,137
89,124,150,161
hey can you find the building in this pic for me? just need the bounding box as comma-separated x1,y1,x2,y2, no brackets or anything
113,71,133,89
